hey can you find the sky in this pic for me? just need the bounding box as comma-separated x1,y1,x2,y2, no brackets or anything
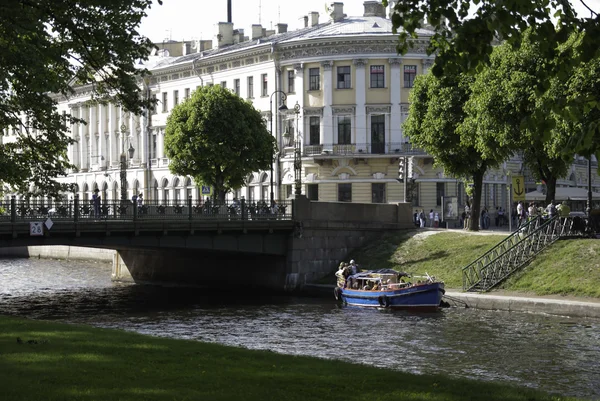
139,0,600,44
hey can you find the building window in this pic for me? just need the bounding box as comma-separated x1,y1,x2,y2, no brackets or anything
370,65,385,88
247,76,254,98
309,68,320,90
285,185,293,199
404,65,417,88
458,181,464,206
161,92,168,112
261,74,268,96
288,70,295,93
234,79,240,96
370,114,385,154
307,184,319,201
436,182,445,206
372,183,386,203
151,134,157,158
173,90,179,106
184,88,190,99
337,116,351,145
338,183,352,202
220,81,227,89
151,94,157,115
337,66,351,89
309,117,320,145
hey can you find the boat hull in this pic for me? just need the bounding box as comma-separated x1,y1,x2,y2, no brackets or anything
339,282,445,310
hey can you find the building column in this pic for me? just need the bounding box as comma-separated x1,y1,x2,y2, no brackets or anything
98,104,107,170
353,59,367,149
89,104,98,168
321,60,333,148
157,128,165,159
389,58,402,144
108,103,117,168
79,104,88,172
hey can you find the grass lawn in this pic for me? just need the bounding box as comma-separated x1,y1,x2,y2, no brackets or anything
343,230,600,298
0,315,582,401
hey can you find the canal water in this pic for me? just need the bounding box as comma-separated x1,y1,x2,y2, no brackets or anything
1,257,599,400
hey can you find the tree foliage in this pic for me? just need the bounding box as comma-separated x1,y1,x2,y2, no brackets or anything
164,85,276,202
0,0,160,196
462,33,572,203
383,0,600,159
404,71,507,230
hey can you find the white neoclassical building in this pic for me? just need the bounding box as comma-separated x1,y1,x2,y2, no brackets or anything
4,1,599,215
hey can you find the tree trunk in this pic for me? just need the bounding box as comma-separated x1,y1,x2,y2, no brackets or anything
544,176,557,205
469,168,485,231
214,174,226,203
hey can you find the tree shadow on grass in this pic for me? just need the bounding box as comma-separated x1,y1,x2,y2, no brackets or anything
401,250,450,269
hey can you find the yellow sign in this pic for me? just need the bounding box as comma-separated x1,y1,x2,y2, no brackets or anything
512,175,525,201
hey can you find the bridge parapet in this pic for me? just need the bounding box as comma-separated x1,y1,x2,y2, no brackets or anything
0,196,292,223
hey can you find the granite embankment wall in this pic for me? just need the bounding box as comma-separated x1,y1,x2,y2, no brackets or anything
0,245,114,261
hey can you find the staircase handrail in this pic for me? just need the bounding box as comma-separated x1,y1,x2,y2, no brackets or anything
472,215,562,291
461,215,555,290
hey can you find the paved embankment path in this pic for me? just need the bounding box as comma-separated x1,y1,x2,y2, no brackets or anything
444,290,600,318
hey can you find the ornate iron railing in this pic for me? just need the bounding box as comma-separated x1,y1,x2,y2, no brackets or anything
300,142,427,157
462,216,583,292
0,198,293,222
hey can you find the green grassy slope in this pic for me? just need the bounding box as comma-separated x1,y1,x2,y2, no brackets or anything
345,230,600,298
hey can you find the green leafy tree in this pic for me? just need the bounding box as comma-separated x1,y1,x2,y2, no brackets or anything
404,72,505,230
383,0,600,159
164,85,276,203
462,35,571,204
0,0,160,196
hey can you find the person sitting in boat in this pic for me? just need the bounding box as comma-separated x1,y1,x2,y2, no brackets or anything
349,260,358,275
335,264,346,288
342,263,352,279
371,282,380,291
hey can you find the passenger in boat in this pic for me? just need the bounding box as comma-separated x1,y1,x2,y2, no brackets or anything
335,264,346,288
349,260,358,275
342,263,351,279
371,282,380,291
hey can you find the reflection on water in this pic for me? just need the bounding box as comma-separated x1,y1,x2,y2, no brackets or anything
1,257,599,399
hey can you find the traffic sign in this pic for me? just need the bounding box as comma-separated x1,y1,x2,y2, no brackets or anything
29,222,43,236
512,175,525,201
201,185,212,196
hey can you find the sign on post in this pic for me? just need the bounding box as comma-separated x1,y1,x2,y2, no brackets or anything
512,175,525,201
29,222,43,236
201,186,212,196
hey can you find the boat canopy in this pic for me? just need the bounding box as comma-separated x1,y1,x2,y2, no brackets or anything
349,269,408,280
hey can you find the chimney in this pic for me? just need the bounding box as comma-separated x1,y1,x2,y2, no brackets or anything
251,24,263,40
363,1,386,17
213,22,234,49
182,42,191,55
227,0,232,23
329,2,346,22
308,11,319,26
233,29,245,44
276,23,288,34
303,15,308,28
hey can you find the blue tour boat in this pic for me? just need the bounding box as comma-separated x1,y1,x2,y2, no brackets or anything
334,269,445,310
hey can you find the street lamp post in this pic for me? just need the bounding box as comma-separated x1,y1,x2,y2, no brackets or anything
293,101,302,195
119,123,135,202
587,157,592,217
269,91,288,206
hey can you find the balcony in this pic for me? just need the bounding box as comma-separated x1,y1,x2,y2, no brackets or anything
298,142,427,157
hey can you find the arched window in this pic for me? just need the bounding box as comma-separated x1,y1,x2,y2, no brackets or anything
173,177,180,203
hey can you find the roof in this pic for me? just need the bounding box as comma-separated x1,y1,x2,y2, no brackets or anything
139,15,434,71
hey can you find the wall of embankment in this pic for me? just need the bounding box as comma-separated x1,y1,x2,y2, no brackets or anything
0,245,114,261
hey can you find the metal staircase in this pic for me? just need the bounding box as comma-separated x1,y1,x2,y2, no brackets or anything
462,216,577,292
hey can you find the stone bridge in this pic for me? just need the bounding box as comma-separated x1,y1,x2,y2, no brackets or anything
0,196,413,290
